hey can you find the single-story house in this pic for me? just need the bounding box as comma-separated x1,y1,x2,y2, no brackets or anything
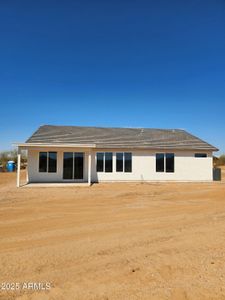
15,125,218,186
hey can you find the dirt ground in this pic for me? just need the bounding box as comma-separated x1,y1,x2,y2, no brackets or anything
0,169,225,300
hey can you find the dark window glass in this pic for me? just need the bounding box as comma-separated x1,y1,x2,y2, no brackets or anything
39,152,47,172
195,153,207,158
97,153,104,172
74,152,84,179
166,153,174,172
48,152,57,173
125,152,132,172
63,152,73,179
116,153,123,172
105,152,113,172
156,153,164,172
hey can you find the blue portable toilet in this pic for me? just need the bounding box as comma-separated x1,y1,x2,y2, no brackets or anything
6,161,15,172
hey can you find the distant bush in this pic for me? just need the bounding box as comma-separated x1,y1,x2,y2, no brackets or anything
214,154,225,166
217,155,225,166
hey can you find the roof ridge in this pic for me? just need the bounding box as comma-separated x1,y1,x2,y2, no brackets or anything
41,124,184,131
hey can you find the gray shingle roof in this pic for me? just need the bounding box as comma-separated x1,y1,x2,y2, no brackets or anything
26,125,218,151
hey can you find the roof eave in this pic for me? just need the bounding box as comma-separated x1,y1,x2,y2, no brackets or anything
13,142,96,148
13,143,219,152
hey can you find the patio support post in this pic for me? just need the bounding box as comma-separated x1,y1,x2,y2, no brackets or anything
26,167,28,183
17,149,21,188
88,151,92,186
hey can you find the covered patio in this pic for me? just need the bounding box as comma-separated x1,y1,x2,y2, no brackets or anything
15,143,96,187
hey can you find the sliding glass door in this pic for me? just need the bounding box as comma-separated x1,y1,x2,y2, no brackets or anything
63,152,73,179
74,152,84,179
63,152,84,180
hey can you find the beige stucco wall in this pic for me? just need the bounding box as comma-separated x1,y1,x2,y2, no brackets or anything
91,149,213,182
27,148,213,183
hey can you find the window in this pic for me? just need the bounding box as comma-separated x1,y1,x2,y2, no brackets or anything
156,153,164,172
48,152,57,173
96,153,104,172
125,152,132,172
105,152,113,172
96,152,113,172
166,153,174,173
116,153,123,172
195,153,207,158
39,152,57,173
116,152,132,172
39,152,47,172
156,153,174,173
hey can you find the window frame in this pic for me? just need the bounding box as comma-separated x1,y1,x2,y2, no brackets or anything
48,152,57,173
156,153,165,173
96,152,105,172
124,152,132,173
156,153,175,173
39,151,57,173
195,153,207,158
96,152,113,173
116,152,124,172
116,152,132,173
39,152,48,173
165,153,174,173
105,152,113,173
96,152,132,173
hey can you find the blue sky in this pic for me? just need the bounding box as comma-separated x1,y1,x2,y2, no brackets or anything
0,0,224,154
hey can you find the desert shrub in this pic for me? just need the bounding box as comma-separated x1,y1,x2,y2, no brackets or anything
213,156,219,166
0,151,11,170
218,154,225,166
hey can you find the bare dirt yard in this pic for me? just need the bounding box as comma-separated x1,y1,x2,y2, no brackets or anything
0,169,225,300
